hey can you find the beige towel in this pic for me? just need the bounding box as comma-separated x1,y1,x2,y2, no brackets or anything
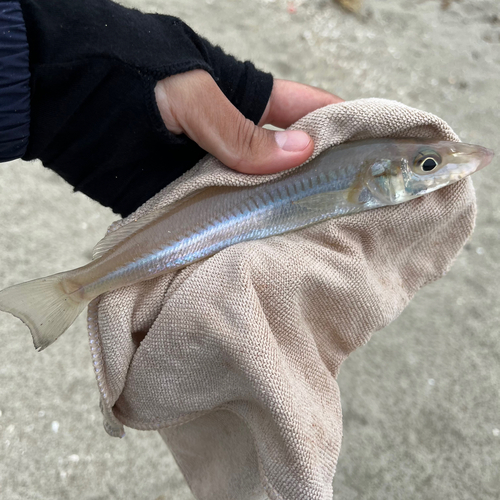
87,99,476,500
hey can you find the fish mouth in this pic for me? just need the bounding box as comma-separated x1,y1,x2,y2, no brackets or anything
454,144,494,173
444,144,495,180
477,147,495,172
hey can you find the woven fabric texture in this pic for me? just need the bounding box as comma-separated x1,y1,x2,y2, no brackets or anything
87,98,476,500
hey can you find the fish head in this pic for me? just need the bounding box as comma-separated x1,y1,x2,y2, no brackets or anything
365,140,494,205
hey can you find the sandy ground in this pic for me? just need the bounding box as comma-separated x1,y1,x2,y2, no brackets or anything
1,0,499,498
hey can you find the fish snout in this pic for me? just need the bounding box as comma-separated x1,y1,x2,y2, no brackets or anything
477,147,495,172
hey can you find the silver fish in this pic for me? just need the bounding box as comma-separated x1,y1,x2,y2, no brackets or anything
0,138,493,350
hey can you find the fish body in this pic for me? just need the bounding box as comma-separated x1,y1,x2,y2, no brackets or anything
0,139,493,350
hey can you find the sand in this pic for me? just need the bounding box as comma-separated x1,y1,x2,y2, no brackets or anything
0,0,499,498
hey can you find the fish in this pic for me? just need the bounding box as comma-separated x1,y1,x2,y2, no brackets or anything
0,138,493,351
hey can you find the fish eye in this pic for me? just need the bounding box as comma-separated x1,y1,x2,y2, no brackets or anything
413,150,442,174
421,157,438,171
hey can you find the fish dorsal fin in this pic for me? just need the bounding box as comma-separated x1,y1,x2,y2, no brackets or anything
92,209,166,260
92,190,206,260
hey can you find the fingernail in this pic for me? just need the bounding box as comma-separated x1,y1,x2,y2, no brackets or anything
275,131,311,152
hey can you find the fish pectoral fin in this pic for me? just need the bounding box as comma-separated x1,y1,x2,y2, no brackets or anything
346,161,369,204
292,190,352,212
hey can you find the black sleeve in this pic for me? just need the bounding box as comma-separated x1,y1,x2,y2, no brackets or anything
0,1,30,162
19,0,274,216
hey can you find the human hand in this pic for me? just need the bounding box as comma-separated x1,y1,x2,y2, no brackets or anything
154,69,343,174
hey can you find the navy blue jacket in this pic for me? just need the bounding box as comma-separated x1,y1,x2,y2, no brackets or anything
0,0,30,161
0,0,273,216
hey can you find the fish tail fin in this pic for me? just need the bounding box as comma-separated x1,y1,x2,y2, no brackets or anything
0,274,89,351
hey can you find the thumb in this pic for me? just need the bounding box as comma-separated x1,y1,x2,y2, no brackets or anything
155,70,314,174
